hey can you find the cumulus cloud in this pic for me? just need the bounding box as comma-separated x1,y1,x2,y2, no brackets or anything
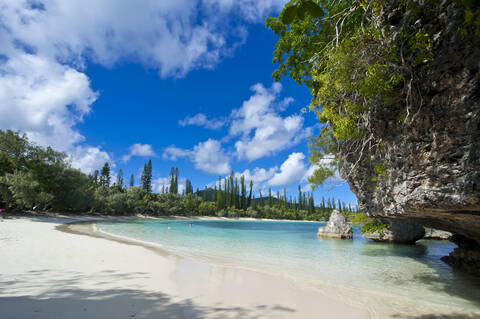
163,139,231,175
211,152,310,190
0,0,285,173
0,52,110,173
268,153,307,186
236,167,277,185
203,0,287,22
162,146,193,161
179,113,226,130
229,83,306,161
70,146,112,174
122,143,157,162
152,177,185,194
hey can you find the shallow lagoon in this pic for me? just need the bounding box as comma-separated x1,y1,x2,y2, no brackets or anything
98,219,480,317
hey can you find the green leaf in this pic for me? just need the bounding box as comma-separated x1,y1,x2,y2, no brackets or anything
297,3,306,20
304,1,323,18
281,5,297,25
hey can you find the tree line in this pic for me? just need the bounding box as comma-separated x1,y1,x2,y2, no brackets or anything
0,130,358,220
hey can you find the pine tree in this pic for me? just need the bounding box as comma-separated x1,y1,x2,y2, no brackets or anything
240,175,246,210
234,177,239,209
147,160,152,192
308,194,315,215
298,185,302,210
141,160,152,193
93,170,99,186
268,188,272,206
248,180,253,207
185,179,193,194
203,186,208,201
117,169,124,188
100,162,111,187
129,174,134,187
174,167,179,194
169,167,178,194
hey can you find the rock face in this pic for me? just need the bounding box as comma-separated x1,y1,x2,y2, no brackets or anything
363,220,425,244
317,210,353,239
338,1,480,274
424,228,452,240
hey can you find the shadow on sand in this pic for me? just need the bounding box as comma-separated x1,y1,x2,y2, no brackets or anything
0,269,296,319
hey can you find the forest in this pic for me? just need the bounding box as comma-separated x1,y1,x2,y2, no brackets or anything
0,129,358,221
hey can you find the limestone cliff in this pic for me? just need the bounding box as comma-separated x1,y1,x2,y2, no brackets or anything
339,0,480,274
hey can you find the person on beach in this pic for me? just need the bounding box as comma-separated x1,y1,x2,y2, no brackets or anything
0,209,4,222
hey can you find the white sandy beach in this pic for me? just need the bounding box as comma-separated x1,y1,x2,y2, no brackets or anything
0,216,372,319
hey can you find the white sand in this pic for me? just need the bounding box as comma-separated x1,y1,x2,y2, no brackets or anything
0,216,372,319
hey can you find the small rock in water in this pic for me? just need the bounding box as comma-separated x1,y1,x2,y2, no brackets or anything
363,220,425,244
317,210,353,239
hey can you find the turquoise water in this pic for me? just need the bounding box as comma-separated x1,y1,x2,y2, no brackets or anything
97,219,480,316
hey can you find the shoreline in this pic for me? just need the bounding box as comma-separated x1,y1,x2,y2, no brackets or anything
0,215,371,319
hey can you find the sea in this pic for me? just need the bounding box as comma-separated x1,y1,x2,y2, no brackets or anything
96,219,480,317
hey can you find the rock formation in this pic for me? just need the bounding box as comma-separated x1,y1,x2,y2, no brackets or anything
423,228,452,240
317,210,353,239
338,1,480,274
363,220,425,244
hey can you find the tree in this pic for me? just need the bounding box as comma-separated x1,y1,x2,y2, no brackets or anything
248,180,253,207
100,162,111,187
185,179,193,194
129,174,134,187
308,194,315,215
240,175,246,210
141,160,152,193
169,167,178,194
117,169,124,188
93,170,99,186
0,170,53,210
298,185,302,210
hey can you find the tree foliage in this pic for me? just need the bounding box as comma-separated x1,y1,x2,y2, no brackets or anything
0,129,358,221
266,0,476,187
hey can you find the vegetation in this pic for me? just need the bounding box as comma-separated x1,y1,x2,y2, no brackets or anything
266,0,480,187
0,130,357,220
361,221,388,235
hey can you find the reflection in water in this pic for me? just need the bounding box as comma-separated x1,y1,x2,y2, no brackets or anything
360,241,428,258
98,219,480,316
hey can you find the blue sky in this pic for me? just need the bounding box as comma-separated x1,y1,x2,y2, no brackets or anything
0,0,357,206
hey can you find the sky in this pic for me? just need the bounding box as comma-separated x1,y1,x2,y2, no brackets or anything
0,0,357,206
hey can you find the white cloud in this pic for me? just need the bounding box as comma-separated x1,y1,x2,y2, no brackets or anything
162,139,231,175
162,146,192,161
153,177,185,194
203,0,288,22
0,52,110,173
179,113,226,130
0,0,285,173
229,83,306,161
268,152,307,186
236,167,277,185
193,139,231,174
70,146,112,174
122,143,157,162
